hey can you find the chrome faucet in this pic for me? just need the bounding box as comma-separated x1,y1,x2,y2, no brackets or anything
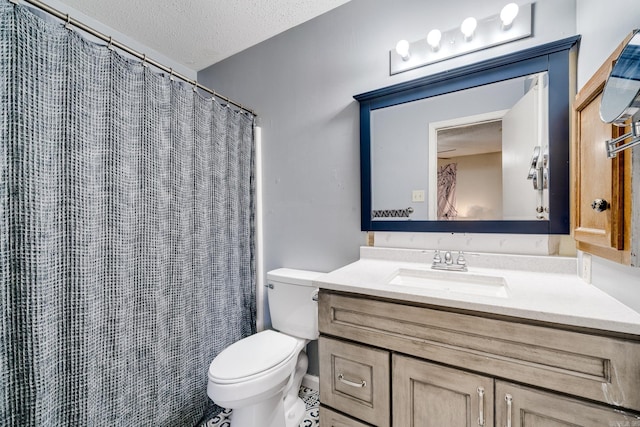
432,250,468,272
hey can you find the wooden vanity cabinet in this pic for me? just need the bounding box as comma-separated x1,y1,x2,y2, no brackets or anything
572,33,636,265
318,290,640,426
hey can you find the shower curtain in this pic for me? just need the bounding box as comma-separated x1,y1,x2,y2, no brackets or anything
1,2,255,426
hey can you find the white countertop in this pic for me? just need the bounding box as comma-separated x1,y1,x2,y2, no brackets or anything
315,247,640,336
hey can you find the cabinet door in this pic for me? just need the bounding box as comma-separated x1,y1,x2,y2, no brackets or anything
572,34,632,264
393,355,494,427
573,90,628,254
496,381,638,426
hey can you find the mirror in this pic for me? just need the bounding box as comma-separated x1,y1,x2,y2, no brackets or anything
371,72,549,222
355,36,580,234
600,29,640,158
601,29,640,125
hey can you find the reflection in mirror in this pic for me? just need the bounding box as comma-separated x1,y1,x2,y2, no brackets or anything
371,73,548,221
356,35,579,234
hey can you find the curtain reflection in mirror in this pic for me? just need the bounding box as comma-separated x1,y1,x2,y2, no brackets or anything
438,163,458,220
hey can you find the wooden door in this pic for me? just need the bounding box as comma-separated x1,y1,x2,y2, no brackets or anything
392,355,494,427
496,381,638,426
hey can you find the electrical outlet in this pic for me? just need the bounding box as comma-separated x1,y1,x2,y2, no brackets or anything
412,190,425,202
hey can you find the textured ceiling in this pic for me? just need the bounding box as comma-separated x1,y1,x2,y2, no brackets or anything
56,0,351,71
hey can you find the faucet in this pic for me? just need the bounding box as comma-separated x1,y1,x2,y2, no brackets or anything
432,250,467,272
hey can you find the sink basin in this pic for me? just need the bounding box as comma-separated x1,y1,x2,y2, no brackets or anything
388,268,509,298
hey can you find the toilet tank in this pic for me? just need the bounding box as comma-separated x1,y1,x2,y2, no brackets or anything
266,268,324,340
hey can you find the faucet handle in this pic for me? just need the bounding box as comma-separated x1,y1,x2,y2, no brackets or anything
456,251,467,266
433,250,442,264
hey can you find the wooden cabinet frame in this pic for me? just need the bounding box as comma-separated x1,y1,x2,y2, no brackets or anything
572,33,634,264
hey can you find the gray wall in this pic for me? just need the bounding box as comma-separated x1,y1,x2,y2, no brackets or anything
198,0,578,375
198,0,577,277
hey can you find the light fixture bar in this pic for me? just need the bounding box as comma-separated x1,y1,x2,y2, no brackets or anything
390,3,532,75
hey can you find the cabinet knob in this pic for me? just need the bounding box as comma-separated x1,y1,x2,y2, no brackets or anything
591,199,609,212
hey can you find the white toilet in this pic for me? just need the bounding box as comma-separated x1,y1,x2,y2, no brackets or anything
207,268,324,427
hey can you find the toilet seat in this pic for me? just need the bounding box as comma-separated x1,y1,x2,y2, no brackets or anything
208,330,302,384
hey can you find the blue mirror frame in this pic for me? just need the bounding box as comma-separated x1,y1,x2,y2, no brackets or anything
355,36,580,234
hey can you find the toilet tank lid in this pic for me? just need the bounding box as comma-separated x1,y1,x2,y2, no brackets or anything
266,268,325,286
208,330,300,382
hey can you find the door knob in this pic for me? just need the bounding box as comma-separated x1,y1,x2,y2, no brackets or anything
591,199,609,212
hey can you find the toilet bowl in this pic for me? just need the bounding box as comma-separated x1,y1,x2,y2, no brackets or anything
207,268,324,427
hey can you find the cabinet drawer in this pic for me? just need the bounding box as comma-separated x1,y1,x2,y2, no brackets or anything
495,381,639,426
319,337,390,427
319,291,640,412
319,406,372,427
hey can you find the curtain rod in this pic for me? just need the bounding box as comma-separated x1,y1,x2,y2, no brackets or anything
9,0,257,117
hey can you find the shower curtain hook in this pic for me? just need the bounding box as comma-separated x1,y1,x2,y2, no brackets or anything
142,54,148,67
169,69,175,81
107,37,115,51
65,14,73,30
192,80,198,93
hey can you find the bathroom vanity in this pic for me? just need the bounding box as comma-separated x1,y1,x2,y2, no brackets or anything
315,247,640,426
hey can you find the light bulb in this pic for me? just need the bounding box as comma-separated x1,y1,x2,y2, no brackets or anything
427,29,442,51
395,39,411,61
461,17,477,41
500,3,519,30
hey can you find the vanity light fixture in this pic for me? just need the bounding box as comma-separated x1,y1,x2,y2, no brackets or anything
500,3,520,30
427,29,442,51
460,17,477,41
390,2,533,75
395,39,411,61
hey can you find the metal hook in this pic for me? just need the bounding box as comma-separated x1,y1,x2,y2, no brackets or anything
169,68,175,81
65,14,72,30
192,80,198,92
107,37,115,51
142,54,148,68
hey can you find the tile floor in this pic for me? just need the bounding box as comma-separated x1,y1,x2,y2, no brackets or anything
201,386,319,427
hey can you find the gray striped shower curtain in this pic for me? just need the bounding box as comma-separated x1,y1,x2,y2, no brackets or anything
1,2,256,425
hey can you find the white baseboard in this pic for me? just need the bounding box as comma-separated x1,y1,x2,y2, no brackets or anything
302,374,319,391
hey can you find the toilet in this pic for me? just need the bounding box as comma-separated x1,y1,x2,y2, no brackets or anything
207,268,324,427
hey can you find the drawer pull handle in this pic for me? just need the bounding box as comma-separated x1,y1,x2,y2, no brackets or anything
505,394,513,427
337,373,366,388
477,386,485,426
